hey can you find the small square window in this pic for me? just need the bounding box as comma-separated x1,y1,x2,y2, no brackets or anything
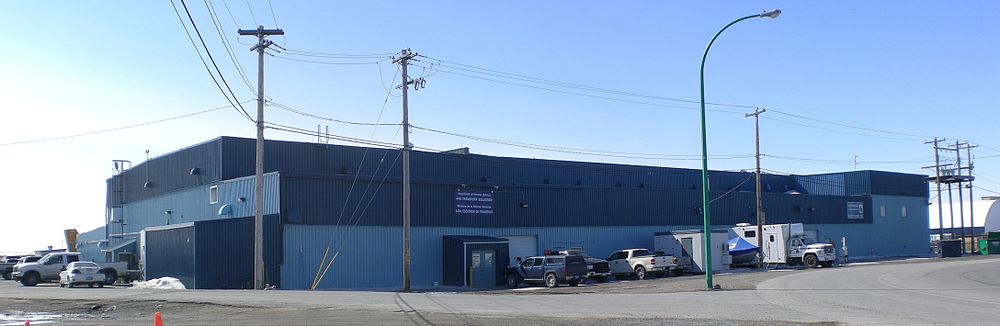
880,205,887,218
901,206,908,218
209,186,218,204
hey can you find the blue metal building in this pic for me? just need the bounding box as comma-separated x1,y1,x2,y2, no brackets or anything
93,136,929,289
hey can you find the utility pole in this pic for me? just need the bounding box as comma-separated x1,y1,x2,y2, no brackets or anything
955,141,966,253
745,107,765,269
854,156,859,171
393,49,424,292
238,25,284,290
926,138,945,241
967,144,977,251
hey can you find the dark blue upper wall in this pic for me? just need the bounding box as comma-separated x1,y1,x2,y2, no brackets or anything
279,173,872,227
107,139,222,205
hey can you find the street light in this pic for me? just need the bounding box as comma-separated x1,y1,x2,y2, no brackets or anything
698,9,780,290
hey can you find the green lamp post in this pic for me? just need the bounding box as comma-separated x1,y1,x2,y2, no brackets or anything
699,9,780,290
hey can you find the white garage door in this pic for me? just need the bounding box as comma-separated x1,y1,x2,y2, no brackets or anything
502,235,537,266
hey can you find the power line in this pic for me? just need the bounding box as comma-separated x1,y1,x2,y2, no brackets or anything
264,122,403,150
268,101,400,126
418,55,756,110
764,154,932,165
709,174,754,203
176,0,254,122
410,124,753,161
0,102,243,146
204,0,256,94
411,62,743,114
265,50,389,65
245,0,258,25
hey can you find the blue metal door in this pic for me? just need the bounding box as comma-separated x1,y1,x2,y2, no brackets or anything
470,250,496,287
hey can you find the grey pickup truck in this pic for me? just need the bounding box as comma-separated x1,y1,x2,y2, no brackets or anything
504,255,588,288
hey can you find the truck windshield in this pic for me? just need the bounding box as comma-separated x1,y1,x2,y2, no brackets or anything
801,237,817,245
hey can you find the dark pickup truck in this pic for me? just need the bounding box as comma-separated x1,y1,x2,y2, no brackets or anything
505,255,588,288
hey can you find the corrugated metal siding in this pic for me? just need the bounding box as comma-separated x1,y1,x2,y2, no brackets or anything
283,219,919,290
193,215,282,289
868,171,929,198
145,225,196,288
107,139,222,205
281,173,871,227
142,216,281,289
117,173,279,235
811,195,930,258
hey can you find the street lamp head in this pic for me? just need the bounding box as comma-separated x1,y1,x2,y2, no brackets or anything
760,9,781,19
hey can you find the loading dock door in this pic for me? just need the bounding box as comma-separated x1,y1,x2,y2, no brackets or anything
503,235,537,266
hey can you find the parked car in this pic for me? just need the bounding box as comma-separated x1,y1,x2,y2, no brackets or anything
606,248,690,280
5,256,41,280
59,261,105,288
1,256,26,280
556,248,611,283
505,255,588,288
13,252,127,287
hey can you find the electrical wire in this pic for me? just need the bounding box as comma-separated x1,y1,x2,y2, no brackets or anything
268,102,399,126
265,50,389,65
709,174,754,203
418,54,756,110
177,0,254,122
411,62,742,114
764,154,933,165
1,102,245,146
410,124,753,161
245,0,258,26
204,0,256,94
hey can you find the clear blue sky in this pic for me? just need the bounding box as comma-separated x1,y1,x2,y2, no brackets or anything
2,1,998,252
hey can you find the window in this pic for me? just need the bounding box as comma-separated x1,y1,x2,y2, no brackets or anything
769,235,775,242
901,205,908,218
880,205,887,218
633,249,650,257
545,257,564,265
744,230,757,238
67,255,79,263
520,259,534,268
532,258,543,266
607,252,626,261
209,186,218,204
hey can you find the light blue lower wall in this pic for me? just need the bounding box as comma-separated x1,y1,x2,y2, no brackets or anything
281,224,705,290
283,203,930,290
806,195,930,258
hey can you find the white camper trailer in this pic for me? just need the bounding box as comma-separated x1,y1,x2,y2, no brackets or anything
732,223,836,268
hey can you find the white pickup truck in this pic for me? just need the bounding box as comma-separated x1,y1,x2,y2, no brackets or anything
13,252,128,287
606,248,691,280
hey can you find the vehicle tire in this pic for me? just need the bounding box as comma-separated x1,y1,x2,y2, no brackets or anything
819,261,833,268
634,266,646,280
544,273,558,288
804,254,819,268
97,282,104,288
595,276,607,283
59,282,65,288
102,270,117,286
88,283,94,288
671,269,684,277
2,272,11,280
20,272,39,287
68,283,75,288
568,280,579,287
505,274,520,289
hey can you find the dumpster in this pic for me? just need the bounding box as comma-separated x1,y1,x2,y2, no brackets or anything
981,232,1000,255
939,239,962,258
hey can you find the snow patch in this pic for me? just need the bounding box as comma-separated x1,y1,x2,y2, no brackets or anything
131,277,186,290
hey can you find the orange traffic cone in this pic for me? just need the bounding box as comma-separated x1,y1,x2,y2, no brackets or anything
154,311,163,326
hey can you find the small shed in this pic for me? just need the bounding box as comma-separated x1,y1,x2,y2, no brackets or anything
143,215,282,289
442,235,509,288
654,229,731,273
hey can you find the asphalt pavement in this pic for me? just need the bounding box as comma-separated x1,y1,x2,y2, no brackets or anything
1,256,998,325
